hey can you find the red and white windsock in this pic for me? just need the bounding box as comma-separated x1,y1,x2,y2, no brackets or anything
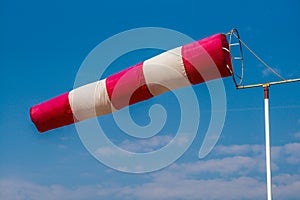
30,33,232,132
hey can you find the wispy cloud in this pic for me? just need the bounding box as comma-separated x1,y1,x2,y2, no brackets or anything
95,146,118,157
273,174,300,185
294,132,300,139
214,144,262,156
119,135,173,152
261,67,282,78
171,156,263,176
0,179,106,200
58,144,68,150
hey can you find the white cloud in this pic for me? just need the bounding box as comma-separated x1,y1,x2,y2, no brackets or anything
120,176,266,200
2,143,299,200
283,143,300,164
273,179,300,200
271,146,283,160
0,179,108,200
294,132,300,139
2,173,299,200
214,143,300,166
120,135,173,152
273,174,300,185
214,144,262,156
269,143,300,165
172,156,261,176
94,147,117,157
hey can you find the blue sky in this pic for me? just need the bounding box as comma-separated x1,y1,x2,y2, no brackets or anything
1,0,300,199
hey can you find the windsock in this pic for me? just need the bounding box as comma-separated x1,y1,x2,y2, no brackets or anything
30,33,232,132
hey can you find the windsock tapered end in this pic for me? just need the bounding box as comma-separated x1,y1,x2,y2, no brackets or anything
30,92,75,132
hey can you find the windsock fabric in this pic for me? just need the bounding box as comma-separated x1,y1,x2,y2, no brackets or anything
30,33,232,132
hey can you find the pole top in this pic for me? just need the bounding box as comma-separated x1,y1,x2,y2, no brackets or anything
264,86,269,99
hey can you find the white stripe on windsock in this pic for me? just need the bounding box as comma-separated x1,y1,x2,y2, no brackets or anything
143,47,191,96
69,79,113,121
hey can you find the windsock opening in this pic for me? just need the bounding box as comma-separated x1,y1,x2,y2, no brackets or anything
182,33,232,85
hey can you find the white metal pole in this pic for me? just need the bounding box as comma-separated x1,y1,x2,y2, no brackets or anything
264,86,272,200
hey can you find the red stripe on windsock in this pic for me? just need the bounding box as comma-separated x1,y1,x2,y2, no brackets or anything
182,34,232,84
30,92,75,132
106,62,153,110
